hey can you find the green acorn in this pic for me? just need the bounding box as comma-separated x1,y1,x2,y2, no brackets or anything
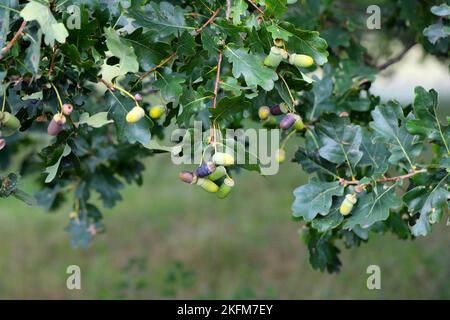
339,194,357,216
294,116,305,131
208,166,227,181
0,111,20,136
264,47,284,68
262,116,277,129
289,54,314,68
196,178,219,193
217,177,235,199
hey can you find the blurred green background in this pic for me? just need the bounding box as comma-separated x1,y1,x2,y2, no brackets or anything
0,47,449,299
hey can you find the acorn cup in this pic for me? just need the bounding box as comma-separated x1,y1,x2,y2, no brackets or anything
149,105,165,120
280,113,300,130
62,103,73,116
179,171,197,184
217,177,235,199
196,178,219,193
0,111,21,136
195,162,216,178
264,47,285,68
47,113,66,136
339,194,358,216
289,53,314,68
258,106,270,120
274,38,284,47
208,166,227,181
212,152,234,166
126,106,145,123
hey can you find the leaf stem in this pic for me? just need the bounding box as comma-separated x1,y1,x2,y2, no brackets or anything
277,72,296,111
1,83,11,113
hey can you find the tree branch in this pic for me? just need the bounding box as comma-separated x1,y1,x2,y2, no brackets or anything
376,42,416,71
246,0,265,15
138,51,178,82
0,20,27,61
340,169,427,187
212,50,223,109
195,8,221,35
226,0,231,21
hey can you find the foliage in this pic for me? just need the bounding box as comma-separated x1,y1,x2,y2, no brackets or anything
0,0,449,272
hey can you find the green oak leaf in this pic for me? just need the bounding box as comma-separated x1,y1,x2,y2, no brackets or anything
358,127,390,176
370,102,422,168
154,73,186,104
24,28,42,74
178,88,212,127
126,0,191,38
277,22,329,65
44,144,72,183
77,112,114,128
294,147,338,179
265,0,288,18
316,115,363,170
311,203,344,232
209,95,251,122
308,73,334,121
231,0,248,25
344,183,402,229
0,0,15,49
224,44,278,91
431,4,450,17
302,228,341,273
20,1,69,47
292,178,344,221
407,87,449,153
404,173,449,237
104,28,139,77
423,22,450,44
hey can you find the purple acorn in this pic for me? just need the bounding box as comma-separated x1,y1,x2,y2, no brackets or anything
179,171,195,184
280,113,299,130
195,162,216,178
47,114,66,136
270,104,283,115
134,93,143,102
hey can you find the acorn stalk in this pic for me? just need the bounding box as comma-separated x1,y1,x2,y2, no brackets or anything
217,177,235,199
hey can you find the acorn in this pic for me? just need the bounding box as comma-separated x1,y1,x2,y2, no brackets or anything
276,149,286,163
208,166,227,181
212,152,234,166
134,93,143,102
0,138,5,150
195,161,216,178
270,104,283,115
258,106,270,120
339,194,358,216
47,113,66,136
179,171,197,184
289,54,314,68
280,113,300,130
196,178,219,193
0,111,21,134
264,47,284,68
262,116,278,129
294,116,305,131
149,105,165,119
217,177,235,199
62,103,73,116
126,106,145,123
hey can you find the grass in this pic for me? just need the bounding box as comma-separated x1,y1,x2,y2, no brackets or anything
0,144,449,299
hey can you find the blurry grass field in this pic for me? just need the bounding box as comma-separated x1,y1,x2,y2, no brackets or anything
0,144,449,299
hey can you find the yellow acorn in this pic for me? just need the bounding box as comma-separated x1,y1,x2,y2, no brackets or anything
258,106,270,120
126,106,145,123
196,178,219,193
276,149,286,163
208,166,227,181
289,54,314,68
294,116,305,131
212,152,234,166
149,105,165,119
339,194,358,216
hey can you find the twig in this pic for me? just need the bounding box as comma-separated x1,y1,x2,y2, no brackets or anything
0,20,27,61
47,45,59,78
212,50,223,109
340,169,427,186
376,42,415,71
246,0,265,15
226,0,231,21
137,51,178,82
195,8,221,35
100,79,115,91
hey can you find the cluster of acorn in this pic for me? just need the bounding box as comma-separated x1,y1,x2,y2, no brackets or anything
126,93,166,123
179,152,236,199
258,103,305,163
0,111,21,150
264,40,314,69
47,103,73,136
